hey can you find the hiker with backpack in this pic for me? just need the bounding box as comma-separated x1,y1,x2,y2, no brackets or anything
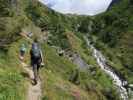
19,43,27,61
30,38,43,84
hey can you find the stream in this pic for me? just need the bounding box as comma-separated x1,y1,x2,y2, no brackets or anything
84,36,128,100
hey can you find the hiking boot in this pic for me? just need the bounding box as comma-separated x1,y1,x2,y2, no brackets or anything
33,79,38,85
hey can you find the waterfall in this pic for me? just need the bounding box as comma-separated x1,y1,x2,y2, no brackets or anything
84,36,128,100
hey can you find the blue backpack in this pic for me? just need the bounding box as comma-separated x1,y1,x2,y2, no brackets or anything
31,43,41,58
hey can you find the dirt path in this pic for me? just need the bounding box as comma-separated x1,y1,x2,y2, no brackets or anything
21,62,42,100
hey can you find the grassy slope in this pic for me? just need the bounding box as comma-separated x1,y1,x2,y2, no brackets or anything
0,40,27,100
40,44,107,100
0,0,29,100
39,33,118,100
41,44,91,100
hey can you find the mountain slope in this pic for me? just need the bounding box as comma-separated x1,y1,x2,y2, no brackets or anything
0,0,130,100
73,0,133,84
90,0,133,84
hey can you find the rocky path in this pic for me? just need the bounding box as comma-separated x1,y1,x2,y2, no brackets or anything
21,62,42,100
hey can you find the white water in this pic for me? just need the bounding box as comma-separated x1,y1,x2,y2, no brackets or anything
84,36,128,100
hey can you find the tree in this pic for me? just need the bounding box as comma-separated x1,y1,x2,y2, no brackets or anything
0,0,11,17
129,0,133,5
78,17,91,33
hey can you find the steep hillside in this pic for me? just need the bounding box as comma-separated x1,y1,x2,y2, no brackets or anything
0,0,131,100
24,1,121,99
73,0,133,84
89,0,133,84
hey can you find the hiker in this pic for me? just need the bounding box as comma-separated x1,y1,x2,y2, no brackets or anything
30,38,43,84
19,43,27,61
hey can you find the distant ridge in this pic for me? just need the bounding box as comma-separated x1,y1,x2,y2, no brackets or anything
108,0,120,10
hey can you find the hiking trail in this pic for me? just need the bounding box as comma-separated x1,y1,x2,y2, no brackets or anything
21,62,42,100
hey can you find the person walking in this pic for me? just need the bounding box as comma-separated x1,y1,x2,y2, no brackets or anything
30,38,43,85
19,43,27,61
